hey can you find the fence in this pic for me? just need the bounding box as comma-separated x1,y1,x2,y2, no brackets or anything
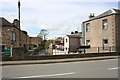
85,46,117,53
45,46,119,55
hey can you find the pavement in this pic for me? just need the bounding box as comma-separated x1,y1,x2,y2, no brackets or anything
1,56,119,66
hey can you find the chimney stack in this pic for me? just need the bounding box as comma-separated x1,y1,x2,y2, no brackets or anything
75,31,78,34
71,32,74,34
89,13,95,19
13,19,20,28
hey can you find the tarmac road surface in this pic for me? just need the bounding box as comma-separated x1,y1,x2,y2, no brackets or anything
2,59,119,80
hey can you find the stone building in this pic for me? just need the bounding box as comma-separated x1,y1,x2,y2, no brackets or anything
0,17,30,48
82,8,120,53
29,37,42,50
0,17,42,56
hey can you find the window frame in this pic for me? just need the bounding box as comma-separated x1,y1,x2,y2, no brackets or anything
86,40,90,45
66,39,68,43
102,19,108,30
86,23,90,32
103,39,109,50
11,32,16,41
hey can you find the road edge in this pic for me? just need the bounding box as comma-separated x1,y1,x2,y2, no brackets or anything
1,56,119,66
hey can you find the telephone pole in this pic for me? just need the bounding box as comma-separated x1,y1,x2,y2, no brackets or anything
18,0,21,29
18,0,21,46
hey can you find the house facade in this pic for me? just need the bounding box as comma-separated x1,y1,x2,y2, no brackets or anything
0,17,30,48
82,8,120,53
29,37,42,50
64,32,82,53
0,17,42,56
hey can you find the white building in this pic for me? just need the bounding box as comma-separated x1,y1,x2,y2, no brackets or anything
64,32,82,54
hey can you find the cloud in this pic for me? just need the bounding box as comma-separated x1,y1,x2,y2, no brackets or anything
0,0,118,39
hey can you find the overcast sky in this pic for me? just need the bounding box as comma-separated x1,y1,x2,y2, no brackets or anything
0,0,119,39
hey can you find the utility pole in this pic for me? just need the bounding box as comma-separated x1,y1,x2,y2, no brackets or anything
18,0,21,46
118,1,120,9
18,0,21,29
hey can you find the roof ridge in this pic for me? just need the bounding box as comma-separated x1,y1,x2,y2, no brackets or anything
83,8,120,23
111,8,116,13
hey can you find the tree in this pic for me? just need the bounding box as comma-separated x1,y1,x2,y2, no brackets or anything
37,29,48,40
44,40,54,49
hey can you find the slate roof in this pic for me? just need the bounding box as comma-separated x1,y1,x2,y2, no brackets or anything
0,17,14,27
83,8,120,23
66,34,81,38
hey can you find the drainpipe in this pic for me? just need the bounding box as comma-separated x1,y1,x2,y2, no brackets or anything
81,23,86,53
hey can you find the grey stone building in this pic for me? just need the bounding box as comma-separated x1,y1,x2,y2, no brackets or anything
82,8,120,53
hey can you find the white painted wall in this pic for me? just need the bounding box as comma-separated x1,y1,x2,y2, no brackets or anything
64,36,81,53
64,36,69,53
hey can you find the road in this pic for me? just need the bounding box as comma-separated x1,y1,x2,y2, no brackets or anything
2,59,119,80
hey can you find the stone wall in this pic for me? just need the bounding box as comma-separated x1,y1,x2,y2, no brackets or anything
83,15,117,53
115,14,120,52
29,37,42,49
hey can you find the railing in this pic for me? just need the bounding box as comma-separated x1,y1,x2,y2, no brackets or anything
44,46,119,55
85,46,117,53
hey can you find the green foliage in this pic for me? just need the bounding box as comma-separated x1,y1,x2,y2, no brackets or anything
44,40,54,49
39,40,53,50
81,45,90,46
32,45,42,55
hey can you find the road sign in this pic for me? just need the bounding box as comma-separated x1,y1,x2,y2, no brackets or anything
4,48,11,56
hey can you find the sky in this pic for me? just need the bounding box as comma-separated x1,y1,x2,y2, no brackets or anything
0,0,119,39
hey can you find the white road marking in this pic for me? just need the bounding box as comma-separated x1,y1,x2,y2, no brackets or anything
13,72,76,79
108,67,120,70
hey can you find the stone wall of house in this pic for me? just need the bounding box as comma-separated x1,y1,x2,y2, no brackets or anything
2,27,20,48
0,17,43,57
115,14,120,52
69,38,80,52
83,15,117,53
29,37,42,49
84,15,116,48
0,27,2,45
20,31,29,49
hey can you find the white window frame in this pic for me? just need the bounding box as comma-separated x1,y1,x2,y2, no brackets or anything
103,39,109,50
86,23,90,32
102,19,108,30
86,40,90,45
11,32,16,41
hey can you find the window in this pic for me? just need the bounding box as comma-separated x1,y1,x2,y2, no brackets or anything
66,39,68,43
86,40,90,45
103,39,109,49
66,48,67,50
86,23,90,32
34,45,37,47
102,19,108,30
11,32,16,41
